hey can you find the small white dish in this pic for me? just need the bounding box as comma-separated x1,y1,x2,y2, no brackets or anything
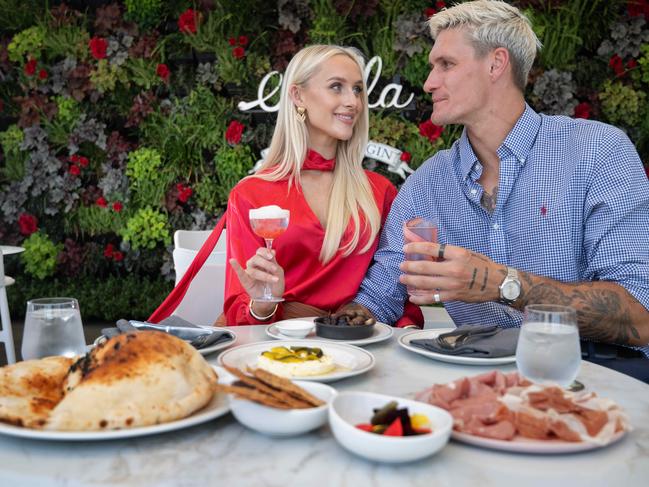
274,320,315,338
398,328,516,365
329,391,453,463
266,318,394,347
219,367,336,436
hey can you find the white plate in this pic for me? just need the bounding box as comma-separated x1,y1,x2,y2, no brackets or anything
0,366,229,441
398,328,516,365
217,339,375,383
93,326,237,356
452,429,627,454
266,318,393,346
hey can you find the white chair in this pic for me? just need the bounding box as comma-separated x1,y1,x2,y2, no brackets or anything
421,305,455,329
0,247,19,364
171,230,227,326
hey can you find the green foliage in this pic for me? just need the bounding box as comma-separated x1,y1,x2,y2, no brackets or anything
0,0,46,34
194,176,223,215
42,23,89,60
637,44,649,85
125,58,162,90
7,25,45,62
599,80,647,127
402,51,431,91
126,147,172,207
120,207,171,250
8,275,173,321
141,86,230,175
90,59,129,93
124,0,164,31
309,0,352,45
214,144,255,205
357,2,400,78
21,232,63,280
179,5,232,54
0,124,26,181
64,205,129,237
369,112,416,148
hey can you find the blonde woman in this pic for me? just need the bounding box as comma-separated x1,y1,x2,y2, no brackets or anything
222,45,422,326
150,45,422,326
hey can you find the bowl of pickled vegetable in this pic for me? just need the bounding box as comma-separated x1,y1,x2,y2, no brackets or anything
329,391,452,463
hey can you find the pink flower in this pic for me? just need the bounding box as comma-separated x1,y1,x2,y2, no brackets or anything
232,46,245,59
89,37,108,60
573,102,591,119
225,120,245,145
419,120,444,143
69,164,81,176
24,58,37,76
156,63,170,82
178,9,198,34
400,151,412,163
18,213,38,236
96,196,107,208
112,201,123,212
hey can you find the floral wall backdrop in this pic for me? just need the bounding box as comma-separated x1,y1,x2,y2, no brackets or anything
1,0,648,320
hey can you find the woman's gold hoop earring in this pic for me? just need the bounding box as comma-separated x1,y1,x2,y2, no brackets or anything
296,106,306,123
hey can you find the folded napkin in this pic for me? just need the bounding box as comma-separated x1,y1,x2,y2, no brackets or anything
410,325,519,358
101,316,234,350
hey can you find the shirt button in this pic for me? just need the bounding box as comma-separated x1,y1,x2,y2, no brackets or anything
493,223,500,230
470,189,477,195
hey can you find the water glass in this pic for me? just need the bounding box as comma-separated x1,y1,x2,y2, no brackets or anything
403,217,438,296
516,304,581,387
21,297,87,360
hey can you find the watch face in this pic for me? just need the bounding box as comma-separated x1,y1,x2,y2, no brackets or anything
502,281,520,300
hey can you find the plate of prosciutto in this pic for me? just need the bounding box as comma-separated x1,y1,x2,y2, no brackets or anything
415,370,630,454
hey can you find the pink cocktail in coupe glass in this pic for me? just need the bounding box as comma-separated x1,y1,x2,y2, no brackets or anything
249,205,290,302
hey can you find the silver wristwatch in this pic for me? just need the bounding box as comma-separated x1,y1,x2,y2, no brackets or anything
499,267,521,305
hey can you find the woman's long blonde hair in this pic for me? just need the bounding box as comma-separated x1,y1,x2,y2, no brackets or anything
251,44,380,264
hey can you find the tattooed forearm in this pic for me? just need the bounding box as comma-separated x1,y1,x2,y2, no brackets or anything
517,273,647,346
480,268,489,292
469,268,477,289
481,186,498,213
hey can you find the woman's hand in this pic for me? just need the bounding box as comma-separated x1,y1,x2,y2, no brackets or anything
229,247,286,301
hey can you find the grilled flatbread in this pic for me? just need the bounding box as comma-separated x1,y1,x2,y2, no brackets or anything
0,356,74,428
46,331,217,431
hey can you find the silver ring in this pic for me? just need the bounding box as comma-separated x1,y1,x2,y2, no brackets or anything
433,293,441,303
438,244,446,260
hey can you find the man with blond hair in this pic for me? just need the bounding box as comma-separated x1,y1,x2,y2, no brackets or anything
346,0,649,380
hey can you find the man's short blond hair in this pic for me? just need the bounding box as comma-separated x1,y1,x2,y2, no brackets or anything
428,0,541,90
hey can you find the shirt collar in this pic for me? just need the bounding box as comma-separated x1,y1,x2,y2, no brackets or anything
457,104,542,180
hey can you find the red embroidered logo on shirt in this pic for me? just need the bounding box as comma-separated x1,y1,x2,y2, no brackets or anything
541,205,548,216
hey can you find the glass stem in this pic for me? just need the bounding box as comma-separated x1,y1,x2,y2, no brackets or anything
262,239,274,299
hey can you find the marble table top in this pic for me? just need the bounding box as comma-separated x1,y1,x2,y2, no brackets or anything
1,326,647,487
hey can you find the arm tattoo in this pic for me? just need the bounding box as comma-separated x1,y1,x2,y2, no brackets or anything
468,268,477,289
480,267,489,292
520,276,641,345
481,186,498,213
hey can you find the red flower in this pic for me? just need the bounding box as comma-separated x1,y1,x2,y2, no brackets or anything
609,54,625,76
38,69,48,80
78,156,89,167
424,7,436,18
112,201,123,212
232,46,245,59
18,213,38,236
628,0,649,19
436,1,446,9
419,119,444,142
96,196,107,208
156,63,170,82
24,58,37,76
112,251,124,262
238,35,249,46
400,151,412,163
176,183,193,203
225,120,245,144
228,37,237,46
89,37,108,60
573,102,591,119
69,164,81,176
104,243,115,259
627,58,638,69
178,9,198,34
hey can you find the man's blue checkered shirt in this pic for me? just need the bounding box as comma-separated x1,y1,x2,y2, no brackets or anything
356,105,649,356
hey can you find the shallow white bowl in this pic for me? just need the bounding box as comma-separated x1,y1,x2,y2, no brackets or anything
329,391,453,463
228,381,337,436
274,320,315,338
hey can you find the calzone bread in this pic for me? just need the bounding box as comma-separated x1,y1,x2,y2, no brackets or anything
0,356,74,428
46,331,217,431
